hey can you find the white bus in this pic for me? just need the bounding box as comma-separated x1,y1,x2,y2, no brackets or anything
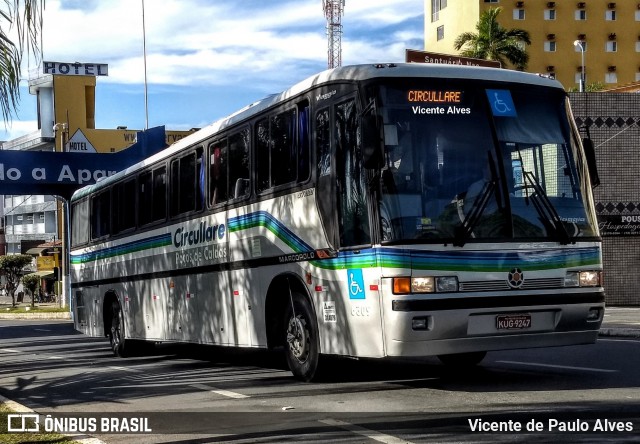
70,63,604,381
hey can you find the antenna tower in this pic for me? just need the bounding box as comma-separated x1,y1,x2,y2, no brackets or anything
322,0,345,69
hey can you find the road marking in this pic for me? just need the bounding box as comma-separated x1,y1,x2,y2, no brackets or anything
107,365,140,373
497,360,617,373
190,383,249,399
320,419,413,444
0,348,20,353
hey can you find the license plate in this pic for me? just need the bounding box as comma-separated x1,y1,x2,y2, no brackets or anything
496,314,531,330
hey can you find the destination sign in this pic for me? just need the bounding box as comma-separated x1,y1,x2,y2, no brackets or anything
408,90,462,103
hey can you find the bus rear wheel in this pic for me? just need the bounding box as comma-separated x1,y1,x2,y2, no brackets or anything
283,293,320,382
108,299,127,357
437,351,487,367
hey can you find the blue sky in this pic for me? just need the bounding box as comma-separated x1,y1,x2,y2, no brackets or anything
2,0,424,141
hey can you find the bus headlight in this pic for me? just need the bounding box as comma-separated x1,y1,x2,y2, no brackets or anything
565,271,602,287
392,276,458,294
436,276,459,292
411,277,434,293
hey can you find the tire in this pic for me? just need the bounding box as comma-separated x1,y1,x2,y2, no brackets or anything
108,299,127,357
437,351,487,367
283,293,320,382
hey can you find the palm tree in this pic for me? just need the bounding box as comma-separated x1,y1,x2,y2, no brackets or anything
0,0,45,124
454,7,531,70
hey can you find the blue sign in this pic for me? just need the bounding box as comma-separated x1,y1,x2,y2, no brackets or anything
0,126,167,199
347,269,366,300
486,89,517,117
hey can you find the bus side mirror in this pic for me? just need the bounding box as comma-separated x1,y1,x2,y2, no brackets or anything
361,115,383,169
582,138,600,188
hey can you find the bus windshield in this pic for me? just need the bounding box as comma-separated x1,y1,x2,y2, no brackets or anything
372,79,598,244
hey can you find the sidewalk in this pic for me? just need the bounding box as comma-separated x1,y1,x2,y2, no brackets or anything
0,294,71,320
599,306,640,338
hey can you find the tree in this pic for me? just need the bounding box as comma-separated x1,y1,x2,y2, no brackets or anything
22,272,40,308
454,7,531,70
0,0,45,124
0,254,34,306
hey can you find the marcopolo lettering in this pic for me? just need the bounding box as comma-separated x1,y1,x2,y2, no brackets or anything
174,221,226,248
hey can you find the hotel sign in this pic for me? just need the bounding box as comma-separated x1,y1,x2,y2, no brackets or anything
43,61,108,76
406,49,501,68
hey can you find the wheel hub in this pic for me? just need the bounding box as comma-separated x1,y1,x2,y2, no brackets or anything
286,316,309,362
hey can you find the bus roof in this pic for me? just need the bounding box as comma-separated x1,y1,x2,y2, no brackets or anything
71,63,563,201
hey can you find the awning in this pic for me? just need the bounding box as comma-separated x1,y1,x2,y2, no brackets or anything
26,247,48,255
32,270,54,278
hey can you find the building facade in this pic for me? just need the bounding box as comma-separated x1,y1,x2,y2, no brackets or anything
570,92,640,306
426,0,640,90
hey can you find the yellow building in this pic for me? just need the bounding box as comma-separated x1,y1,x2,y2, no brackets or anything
425,0,640,90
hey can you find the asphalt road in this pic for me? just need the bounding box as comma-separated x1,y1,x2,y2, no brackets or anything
1,319,640,443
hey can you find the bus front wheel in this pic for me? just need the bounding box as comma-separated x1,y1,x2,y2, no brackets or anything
283,293,320,382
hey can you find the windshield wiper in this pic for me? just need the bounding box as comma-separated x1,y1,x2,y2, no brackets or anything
522,171,573,245
453,152,500,247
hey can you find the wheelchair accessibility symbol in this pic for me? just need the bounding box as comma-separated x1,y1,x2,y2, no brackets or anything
486,89,517,117
347,269,366,300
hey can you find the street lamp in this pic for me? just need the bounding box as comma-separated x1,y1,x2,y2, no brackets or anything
573,40,585,92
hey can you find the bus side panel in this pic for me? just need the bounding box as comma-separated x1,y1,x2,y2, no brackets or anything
142,278,167,341
74,285,102,338
312,263,386,359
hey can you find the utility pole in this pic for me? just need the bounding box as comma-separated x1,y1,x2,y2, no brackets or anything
322,0,345,69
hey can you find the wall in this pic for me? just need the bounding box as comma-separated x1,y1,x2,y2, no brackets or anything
569,92,640,306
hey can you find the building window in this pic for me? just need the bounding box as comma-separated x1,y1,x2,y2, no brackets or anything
575,10,586,20
575,42,587,52
484,0,499,2
431,0,447,22
437,25,445,41
26,215,34,222
544,9,556,20
606,41,617,52
636,11,640,21
16,215,23,221
605,10,616,21
605,72,617,84
513,9,525,20
636,72,640,82
636,42,640,52
575,73,584,85
544,41,556,52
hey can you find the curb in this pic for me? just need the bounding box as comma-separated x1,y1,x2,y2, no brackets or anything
598,328,640,338
0,312,71,320
0,395,105,444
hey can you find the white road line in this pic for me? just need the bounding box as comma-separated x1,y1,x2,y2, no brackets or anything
190,383,249,399
0,348,20,353
107,365,140,373
320,419,413,444
497,360,617,373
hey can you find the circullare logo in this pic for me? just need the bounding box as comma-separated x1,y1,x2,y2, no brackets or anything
507,268,524,289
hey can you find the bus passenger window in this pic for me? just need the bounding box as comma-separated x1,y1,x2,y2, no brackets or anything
138,171,153,226
71,200,89,246
228,129,250,199
152,167,167,221
91,190,111,239
209,140,228,205
170,150,202,216
113,179,136,233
